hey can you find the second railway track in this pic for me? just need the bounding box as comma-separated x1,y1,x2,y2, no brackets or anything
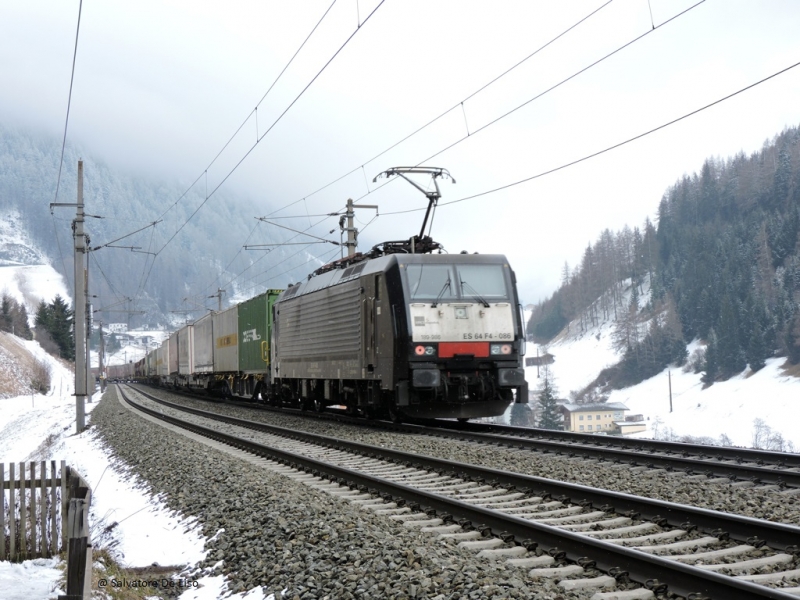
134,382,800,491
118,384,800,599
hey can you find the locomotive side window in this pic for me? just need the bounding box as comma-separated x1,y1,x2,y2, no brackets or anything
456,265,508,300
406,265,457,301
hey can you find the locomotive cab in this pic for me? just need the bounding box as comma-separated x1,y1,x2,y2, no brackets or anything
392,254,527,419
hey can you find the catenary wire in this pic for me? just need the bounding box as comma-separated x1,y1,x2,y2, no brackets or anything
223,0,705,292
209,0,702,295
380,57,800,215
136,0,388,304
407,0,707,180
130,0,341,305
202,1,622,295
260,0,616,220
50,0,84,288
139,0,700,307
153,0,339,226
336,0,706,216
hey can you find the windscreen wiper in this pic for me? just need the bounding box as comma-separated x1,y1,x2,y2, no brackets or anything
461,280,490,308
432,277,451,307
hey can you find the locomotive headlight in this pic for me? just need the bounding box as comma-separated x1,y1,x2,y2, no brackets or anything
490,343,512,355
414,345,437,357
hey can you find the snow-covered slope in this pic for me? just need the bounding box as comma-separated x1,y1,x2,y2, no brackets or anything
0,211,71,324
525,281,800,451
608,350,799,451
0,210,49,267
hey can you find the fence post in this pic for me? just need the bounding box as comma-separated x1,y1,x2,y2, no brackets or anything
20,461,28,560
50,460,58,556
40,460,47,558
59,470,91,600
1,462,5,561
30,462,37,558
60,461,67,553
9,462,15,560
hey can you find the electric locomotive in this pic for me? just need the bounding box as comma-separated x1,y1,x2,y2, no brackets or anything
269,239,528,420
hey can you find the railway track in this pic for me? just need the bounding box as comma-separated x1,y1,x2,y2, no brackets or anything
118,384,800,599
132,383,800,490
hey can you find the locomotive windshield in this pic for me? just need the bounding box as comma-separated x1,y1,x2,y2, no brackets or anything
405,263,509,302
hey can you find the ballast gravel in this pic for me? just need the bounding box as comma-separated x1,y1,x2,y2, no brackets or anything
92,387,618,600
139,387,800,527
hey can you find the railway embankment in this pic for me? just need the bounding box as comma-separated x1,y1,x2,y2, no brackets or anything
92,386,578,599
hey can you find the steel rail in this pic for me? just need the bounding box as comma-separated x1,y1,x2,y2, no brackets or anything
397,422,800,489
123,386,800,549
446,420,800,469
132,383,800,488
118,386,800,600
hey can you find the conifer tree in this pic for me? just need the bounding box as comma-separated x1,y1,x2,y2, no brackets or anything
537,366,562,430
509,402,534,427
702,330,719,386
786,313,800,364
12,302,32,340
747,320,767,372
35,295,75,360
0,294,11,332
0,294,29,337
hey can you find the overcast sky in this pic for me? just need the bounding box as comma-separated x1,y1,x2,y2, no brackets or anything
2,0,800,304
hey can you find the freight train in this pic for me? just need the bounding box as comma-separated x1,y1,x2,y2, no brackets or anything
128,238,528,421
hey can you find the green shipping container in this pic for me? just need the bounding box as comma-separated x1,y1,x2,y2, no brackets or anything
238,289,283,373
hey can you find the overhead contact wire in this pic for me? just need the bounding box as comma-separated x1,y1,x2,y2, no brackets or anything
383,58,800,214
155,0,339,224
50,0,84,286
413,0,707,168
137,0,386,300
214,0,617,291
264,0,615,218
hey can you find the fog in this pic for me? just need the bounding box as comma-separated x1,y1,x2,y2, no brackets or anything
2,0,800,302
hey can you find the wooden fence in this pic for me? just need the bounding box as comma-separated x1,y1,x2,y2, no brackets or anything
2,461,92,599
61,467,92,600
1,460,67,561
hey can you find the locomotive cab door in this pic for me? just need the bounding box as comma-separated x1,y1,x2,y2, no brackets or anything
363,275,379,374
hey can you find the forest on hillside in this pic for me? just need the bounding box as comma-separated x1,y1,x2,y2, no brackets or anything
528,124,800,392
0,124,320,327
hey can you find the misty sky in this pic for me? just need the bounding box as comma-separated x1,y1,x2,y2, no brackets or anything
2,0,800,305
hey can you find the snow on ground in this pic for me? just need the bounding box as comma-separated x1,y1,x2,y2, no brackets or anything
0,263,71,323
0,557,63,600
0,337,281,600
526,317,620,395
610,354,800,450
526,317,800,450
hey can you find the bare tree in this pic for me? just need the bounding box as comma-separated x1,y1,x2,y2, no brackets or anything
31,358,51,394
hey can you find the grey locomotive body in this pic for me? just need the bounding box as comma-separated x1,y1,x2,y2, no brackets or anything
270,252,527,420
